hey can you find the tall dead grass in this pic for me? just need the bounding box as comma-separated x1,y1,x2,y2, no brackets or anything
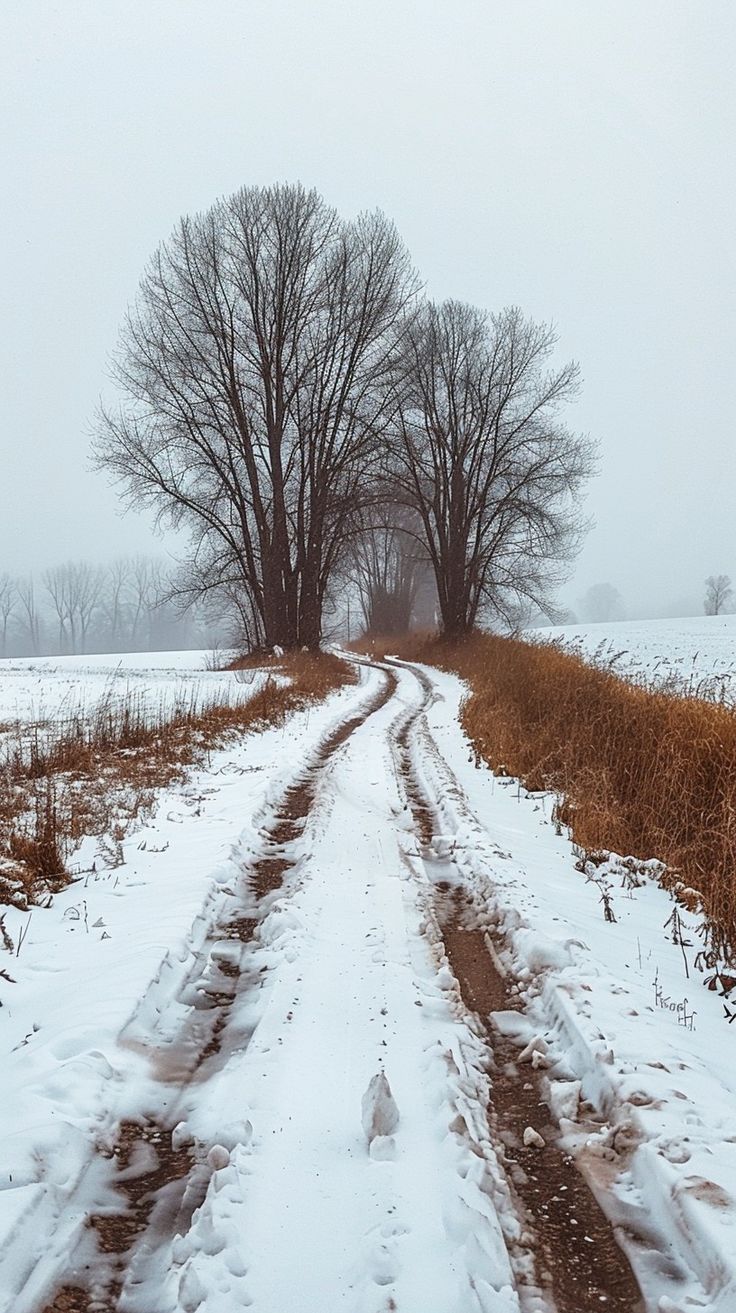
0,651,353,908
358,631,736,962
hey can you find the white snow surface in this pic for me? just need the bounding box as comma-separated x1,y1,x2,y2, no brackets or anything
0,648,259,728
2,652,736,1311
532,613,736,701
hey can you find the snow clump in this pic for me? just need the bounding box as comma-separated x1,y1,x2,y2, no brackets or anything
362,1071,399,1148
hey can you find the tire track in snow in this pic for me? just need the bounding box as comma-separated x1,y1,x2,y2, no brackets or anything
388,659,646,1313
20,667,396,1313
162,660,525,1313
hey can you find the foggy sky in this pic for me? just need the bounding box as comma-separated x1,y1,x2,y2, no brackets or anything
2,1,734,621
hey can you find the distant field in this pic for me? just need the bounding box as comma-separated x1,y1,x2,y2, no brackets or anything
532,614,736,703
0,648,247,727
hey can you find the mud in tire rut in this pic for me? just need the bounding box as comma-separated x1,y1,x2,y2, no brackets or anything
38,669,396,1313
391,661,645,1313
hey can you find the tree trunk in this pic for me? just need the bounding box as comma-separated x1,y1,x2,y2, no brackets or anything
297,565,321,649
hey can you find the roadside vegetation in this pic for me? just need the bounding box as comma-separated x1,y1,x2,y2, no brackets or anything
0,651,353,909
356,630,736,964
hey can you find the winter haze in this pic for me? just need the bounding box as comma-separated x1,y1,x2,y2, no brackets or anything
1,0,733,621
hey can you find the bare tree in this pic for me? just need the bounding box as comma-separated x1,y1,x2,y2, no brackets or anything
43,562,103,653
704,574,733,616
390,300,594,637
43,564,72,652
16,577,42,655
95,182,416,650
72,562,104,652
104,558,133,648
579,582,625,624
0,574,17,657
183,561,265,652
129,556,160,645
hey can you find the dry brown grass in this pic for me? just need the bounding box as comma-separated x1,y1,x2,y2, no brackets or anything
356,630,736,962
0,651,354,909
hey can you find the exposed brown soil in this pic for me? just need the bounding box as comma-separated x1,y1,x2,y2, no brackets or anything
43,1119,198,1313
391,673,435,848
251,853,292,896
439,889,644,1312
42,1288,91,1313
221,915,259,941
93,1122,196,1259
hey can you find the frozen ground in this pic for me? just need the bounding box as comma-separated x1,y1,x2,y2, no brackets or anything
0,649,253,728
532,614,736,700
1,651,735,1311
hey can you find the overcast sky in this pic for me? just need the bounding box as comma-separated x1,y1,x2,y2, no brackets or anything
2,1,734,620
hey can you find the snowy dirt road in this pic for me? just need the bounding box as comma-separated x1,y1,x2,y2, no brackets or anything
3,658,734,1313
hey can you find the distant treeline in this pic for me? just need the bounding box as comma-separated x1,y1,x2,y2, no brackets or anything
0,557,224,659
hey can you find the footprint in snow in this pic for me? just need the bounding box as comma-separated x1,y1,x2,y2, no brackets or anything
363,1219,409,1294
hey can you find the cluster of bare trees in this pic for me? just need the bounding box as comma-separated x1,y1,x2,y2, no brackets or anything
0,558,212,658
347,513,430,637
95,182,595,648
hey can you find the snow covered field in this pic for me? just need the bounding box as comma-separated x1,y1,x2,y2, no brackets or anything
533,614,736,701
0,649,251,729
1,652,736,1311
